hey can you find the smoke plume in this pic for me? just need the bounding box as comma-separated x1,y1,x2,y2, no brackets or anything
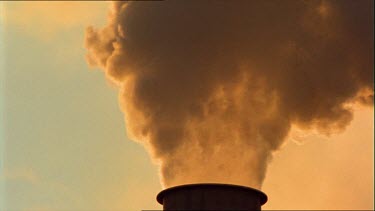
84,0,373,189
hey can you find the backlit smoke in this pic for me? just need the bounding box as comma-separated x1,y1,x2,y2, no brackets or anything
84,0,373,189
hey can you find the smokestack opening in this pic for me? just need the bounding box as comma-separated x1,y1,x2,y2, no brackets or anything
157,183,267,210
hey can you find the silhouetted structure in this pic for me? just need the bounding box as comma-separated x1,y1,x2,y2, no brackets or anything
157,183,267,210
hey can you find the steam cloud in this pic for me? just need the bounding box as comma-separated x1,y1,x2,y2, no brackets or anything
85,1,373,189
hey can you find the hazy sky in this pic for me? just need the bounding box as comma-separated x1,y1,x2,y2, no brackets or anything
1,2,373,210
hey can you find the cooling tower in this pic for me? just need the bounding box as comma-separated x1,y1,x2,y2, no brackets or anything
157,183,268,210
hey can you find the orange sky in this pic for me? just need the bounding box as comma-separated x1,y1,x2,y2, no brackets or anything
1,2,373,210
263,107,373,210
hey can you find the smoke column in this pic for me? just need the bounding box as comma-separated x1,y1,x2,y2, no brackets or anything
84,1,373,189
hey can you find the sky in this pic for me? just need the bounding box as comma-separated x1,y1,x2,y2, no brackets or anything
0,1,373,211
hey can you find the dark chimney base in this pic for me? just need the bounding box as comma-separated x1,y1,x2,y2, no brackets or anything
157,183,267,211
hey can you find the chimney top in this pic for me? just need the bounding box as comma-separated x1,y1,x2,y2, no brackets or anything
157,183,268,210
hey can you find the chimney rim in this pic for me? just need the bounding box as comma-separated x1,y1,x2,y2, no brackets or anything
156,183,268,205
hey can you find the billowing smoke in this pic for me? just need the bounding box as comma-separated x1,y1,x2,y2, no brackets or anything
84,0,373,189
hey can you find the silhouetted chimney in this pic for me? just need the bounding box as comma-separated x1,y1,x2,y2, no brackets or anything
157,183,268,210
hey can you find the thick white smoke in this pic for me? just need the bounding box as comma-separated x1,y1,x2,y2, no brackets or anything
84,1,373,189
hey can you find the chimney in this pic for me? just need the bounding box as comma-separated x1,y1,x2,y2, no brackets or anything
157,183,268,210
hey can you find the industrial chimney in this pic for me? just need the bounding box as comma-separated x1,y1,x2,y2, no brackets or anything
157,183,268,210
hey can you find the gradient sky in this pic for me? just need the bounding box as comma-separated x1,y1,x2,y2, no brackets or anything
0,2,373,210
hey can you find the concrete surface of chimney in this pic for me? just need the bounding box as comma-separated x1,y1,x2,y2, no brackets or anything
157,183,267,210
